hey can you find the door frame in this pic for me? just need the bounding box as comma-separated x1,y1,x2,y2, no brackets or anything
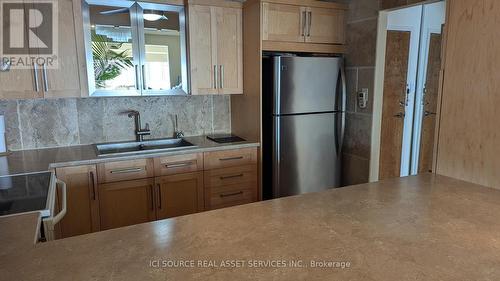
370,5,423,181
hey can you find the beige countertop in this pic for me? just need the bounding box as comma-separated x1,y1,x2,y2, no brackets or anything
0,136,260,176
2,174,500,280
0,212,40,253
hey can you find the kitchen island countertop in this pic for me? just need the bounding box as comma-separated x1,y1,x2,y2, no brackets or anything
2,174,500,280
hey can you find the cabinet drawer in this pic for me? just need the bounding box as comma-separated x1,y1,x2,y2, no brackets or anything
98,159,154,183
207,182,257,210
204,165,257,187
154,153,203,176
204,147,257,170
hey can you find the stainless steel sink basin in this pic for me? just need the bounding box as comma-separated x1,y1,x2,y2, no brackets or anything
95,138,196,157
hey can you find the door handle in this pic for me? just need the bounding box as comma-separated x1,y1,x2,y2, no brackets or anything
394,112,405,118
301,11,307,36
220,65,224,89
142,65,147,90
165,162,193,169
90,171,97,201
135,65,140,90
220,174,244,180
214,65,218,89
33,64,40,92
307,11,312,37
219,156,244,161
150,184,154,211
220,191,243,198
424,111,436,117
157,183,162,210
42,63,49,92
109,167,143,174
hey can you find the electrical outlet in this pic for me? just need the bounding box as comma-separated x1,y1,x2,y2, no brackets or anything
357,88,369,109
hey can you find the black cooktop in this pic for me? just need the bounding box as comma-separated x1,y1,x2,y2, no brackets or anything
0,172,53,216
207,134,246,144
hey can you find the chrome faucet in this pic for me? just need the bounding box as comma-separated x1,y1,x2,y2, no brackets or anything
173,114,184,139
123,110,151,142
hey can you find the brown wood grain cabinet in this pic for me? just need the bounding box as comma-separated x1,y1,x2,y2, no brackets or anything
204,164,258,210
55,165,100,238
262,1,345,44
188,1,243,95
56,147,258,234
155,172,204,220
0,0,84,100
98,178,156,230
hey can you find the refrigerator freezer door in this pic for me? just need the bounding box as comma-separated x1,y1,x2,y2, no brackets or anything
273,56,342,115
273,112,342,197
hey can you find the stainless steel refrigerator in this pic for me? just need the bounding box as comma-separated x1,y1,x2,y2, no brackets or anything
262,55,346,199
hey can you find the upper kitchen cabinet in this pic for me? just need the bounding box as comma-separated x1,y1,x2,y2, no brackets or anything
188,0,243,95
0,0,84,100
81,0,188,97
260,0,347,53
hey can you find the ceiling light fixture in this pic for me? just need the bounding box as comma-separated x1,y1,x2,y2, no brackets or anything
143,10,167,21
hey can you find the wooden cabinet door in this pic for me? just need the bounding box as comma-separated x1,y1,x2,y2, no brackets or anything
216,6,242,94
262,3,306,43
188,5,218,95
99,178,156,230
155,172,204,220
43,0,83,98
0,1,40,100
306,7,345,44
55,165,100,238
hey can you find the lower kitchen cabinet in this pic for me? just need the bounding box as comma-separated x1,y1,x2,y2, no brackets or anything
55,165,100,238
155,172,204,220
99,178,156,230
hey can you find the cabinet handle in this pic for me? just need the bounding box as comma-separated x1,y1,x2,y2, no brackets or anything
33,64,39,92
109,167,143,174
142,65,147,90
135,65,140,90
90,170,97,201
302,11,307,36
165,162,193,169
157,183,162,210
214,65,218,89
220,65,224,89
220,191,243,198
42,63,49,92
307,11,312,37
219,156,244,161
220,174,244,180
150,184,154,210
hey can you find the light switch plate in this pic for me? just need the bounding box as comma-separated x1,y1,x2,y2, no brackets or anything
357,88,369,109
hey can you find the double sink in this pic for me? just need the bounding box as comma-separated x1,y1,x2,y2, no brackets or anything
95,138,196,157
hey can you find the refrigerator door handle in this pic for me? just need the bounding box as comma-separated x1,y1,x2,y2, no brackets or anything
337,65,347,157
272,116,281,198
273,56,282,115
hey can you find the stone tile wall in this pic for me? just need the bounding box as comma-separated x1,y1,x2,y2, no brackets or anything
0,95,231,151
341,0,427,186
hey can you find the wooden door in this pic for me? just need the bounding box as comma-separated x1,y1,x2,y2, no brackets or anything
379,31,411,180
155,172,204,220
188,5,218,95
56,165,100,238
216,6,243,95
418,33,442,173
306,7,345,44
43,0,82,98
99,178,156,230
262,3,306,43
0,1,39,100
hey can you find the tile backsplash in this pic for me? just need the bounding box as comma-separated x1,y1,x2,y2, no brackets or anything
0,95,231,151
